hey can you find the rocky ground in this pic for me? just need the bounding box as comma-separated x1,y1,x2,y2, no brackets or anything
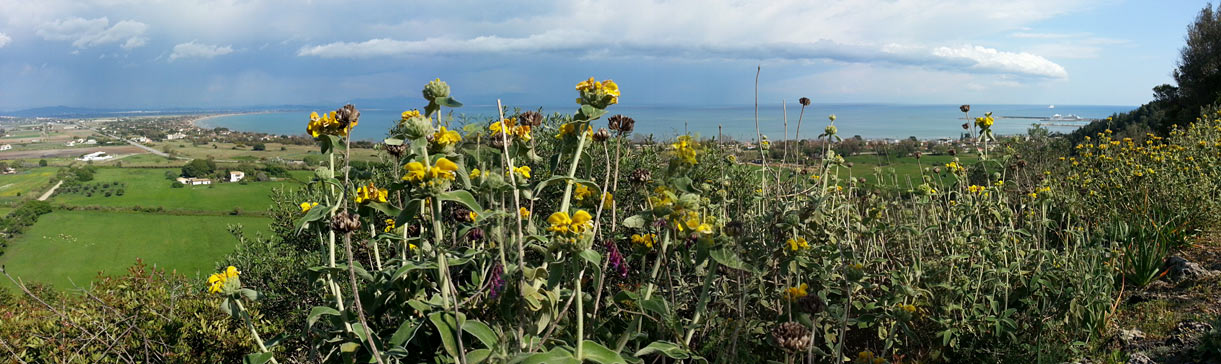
1100,233,1221,363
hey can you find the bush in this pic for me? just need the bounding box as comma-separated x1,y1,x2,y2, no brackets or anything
38,159,47,167
171,181,185,188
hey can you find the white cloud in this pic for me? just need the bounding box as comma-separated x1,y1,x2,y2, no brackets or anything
36,17,148,49
932,45,1067,78
0,33,10,48
169,41,234,61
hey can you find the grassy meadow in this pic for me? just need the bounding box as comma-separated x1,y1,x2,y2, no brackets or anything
0,210,270,291
53,167,304,213
0,167,57,202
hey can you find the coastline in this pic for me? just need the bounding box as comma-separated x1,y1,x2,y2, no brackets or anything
189,112,272,129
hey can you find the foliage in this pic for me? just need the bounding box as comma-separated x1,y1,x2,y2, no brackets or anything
182,158,218,178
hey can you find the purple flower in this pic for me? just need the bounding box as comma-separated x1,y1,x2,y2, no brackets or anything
488,263,505,299
605,240,628,278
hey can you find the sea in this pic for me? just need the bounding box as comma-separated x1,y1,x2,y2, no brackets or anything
196,104,1136,142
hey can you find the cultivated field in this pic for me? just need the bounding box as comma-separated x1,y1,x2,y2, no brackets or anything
53,167,305,213
0,167,57,202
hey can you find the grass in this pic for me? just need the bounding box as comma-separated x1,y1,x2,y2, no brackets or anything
54,167,303,213
0,167,57,202
0,210,270,291
0,207,13,217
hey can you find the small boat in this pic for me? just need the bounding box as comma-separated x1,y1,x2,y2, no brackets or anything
1045,114,1084,121
1048,105,1055,109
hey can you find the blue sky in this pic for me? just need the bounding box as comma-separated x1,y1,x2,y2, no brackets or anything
0,0,1211,111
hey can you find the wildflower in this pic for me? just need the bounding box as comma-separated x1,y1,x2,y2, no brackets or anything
402,157,459,186
207,266,241,294
556,122,593,139
432,126,462,147
630,233,656,248
547,210,593,235
945,161,964,173
676,210,713,234
799,97,812,106
671,135,698,165
470,168,482,178
575,77,620,108
607,114,636,134
574,184,593,201
468,211,478,222
400,109,421,121
784,283,809,300
967,185,985,194
299,202,319,213
606,240,628,278
383,218,396,233
519,207,531,218
330,210,362,233
772,322,812,352
601,192,614,210
959,104,970,113
489,117,532,141
487,263,505,299
422,78,451,101
354,183,388,204
786,237,810,251
509,165,531,181
828,114,837,122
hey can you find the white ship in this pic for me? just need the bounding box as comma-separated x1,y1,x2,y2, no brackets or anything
1045,114,1085,121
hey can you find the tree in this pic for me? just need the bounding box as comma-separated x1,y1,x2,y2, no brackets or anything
253,143,266,151
181,159,216,178
38,159,47,167
1173,3,1221,124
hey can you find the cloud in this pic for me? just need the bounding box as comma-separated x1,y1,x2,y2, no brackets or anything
299,35,1069,79
169,41,234,61
36,17,148,49
0,33,10,48
931,45,1067,78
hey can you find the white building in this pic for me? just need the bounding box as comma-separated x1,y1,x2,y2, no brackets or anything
83,139,98,145
77,151,114,161
65,141,75,146
175,177,212,185
166,132,188,140
0,144,11,151
133,136,151,143
229,171,245,182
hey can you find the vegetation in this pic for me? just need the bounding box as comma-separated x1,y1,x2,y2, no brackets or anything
54,168,303,213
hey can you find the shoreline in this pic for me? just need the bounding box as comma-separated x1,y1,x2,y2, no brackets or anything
189,111,275,129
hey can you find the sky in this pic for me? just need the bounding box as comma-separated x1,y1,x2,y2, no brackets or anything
0,0,1212,111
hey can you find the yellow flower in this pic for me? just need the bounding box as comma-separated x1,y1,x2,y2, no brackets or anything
601,192,614,210
432,126,462,147
428,158,459,181
784,283,808,301
945,161,964,173
601,79,620,104
403,161,426,182
631,233,656,248
786,237,810,251
383,218,396,233
576,77,597,92
519,207,531,218
468,211,478,222
574,184,593,201
207,266,241,294
509,165,531,180
671,135,698,165
400,109,421,121
354,183,388,204
967,185,985,194
546,210,593,236
470,168,481,178
299,202,319,213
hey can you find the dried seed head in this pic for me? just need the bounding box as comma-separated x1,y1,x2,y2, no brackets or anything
799,97,811,107
385,144,408,158
451,207,473,223
771,322,811,352
593,128,611,142
948,148,957,156
520,111,544,127
961,122,970,130
608,114,635,134
466,227,485,241
913,151,922,159
960,104,971,113
330,210,362,233
797,294,825,314
628,168,651,185
334,104,360,129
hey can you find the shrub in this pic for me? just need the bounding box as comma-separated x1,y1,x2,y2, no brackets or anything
171,181,185,188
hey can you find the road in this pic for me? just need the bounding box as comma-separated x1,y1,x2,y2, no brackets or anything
38,180,63,201
96,130,172,158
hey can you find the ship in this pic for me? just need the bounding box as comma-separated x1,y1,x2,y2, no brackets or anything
1044,114,1085,121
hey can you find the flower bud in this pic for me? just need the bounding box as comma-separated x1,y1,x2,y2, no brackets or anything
828,114,836,122
422,78,451,101
960,104,971,113
824,125,838,136
385,144,408,158
593,128,610,142
402,115,433,139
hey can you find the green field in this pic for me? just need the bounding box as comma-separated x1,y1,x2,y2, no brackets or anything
0,167,56,202
54,167,303,212
0,211,270,291
839,154,980,181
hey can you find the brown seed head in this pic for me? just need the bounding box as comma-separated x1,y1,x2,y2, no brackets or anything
593,128,610,142
330,210,362,233
334,104,360,128
960,104,971,113
799,97,811,107
520,111,543,127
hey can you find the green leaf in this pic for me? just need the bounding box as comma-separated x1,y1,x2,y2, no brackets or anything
219,297,233,316
308,306,341,328
579,249,602,267
244,352,275,364
518,348,578,364
364,201,402,219
622,215,645,229
436,96,464,108
390,319,419,347
581,340,626,364
709,247,747,271
438,190,484,214
461,320,498,349
633,340,690,359
467,349,492,363
384,138,404,146
429,312,459,357
238,288,262,302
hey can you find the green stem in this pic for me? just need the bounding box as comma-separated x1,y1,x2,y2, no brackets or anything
684,261,718,346
235,300,280,364
575,269,585,361
559,124,590,214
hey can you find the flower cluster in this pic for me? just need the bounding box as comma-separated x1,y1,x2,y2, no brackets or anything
671,135,698,165
575,77,620,108
489,117,533,142
403,158,459,189
784,283,808,301
207,266,241,294
307,110,357,138
432,126,462,149
630,233,656,249
547,210,594,246
786,236,810,251
353,183,388,204
299,202,318,213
